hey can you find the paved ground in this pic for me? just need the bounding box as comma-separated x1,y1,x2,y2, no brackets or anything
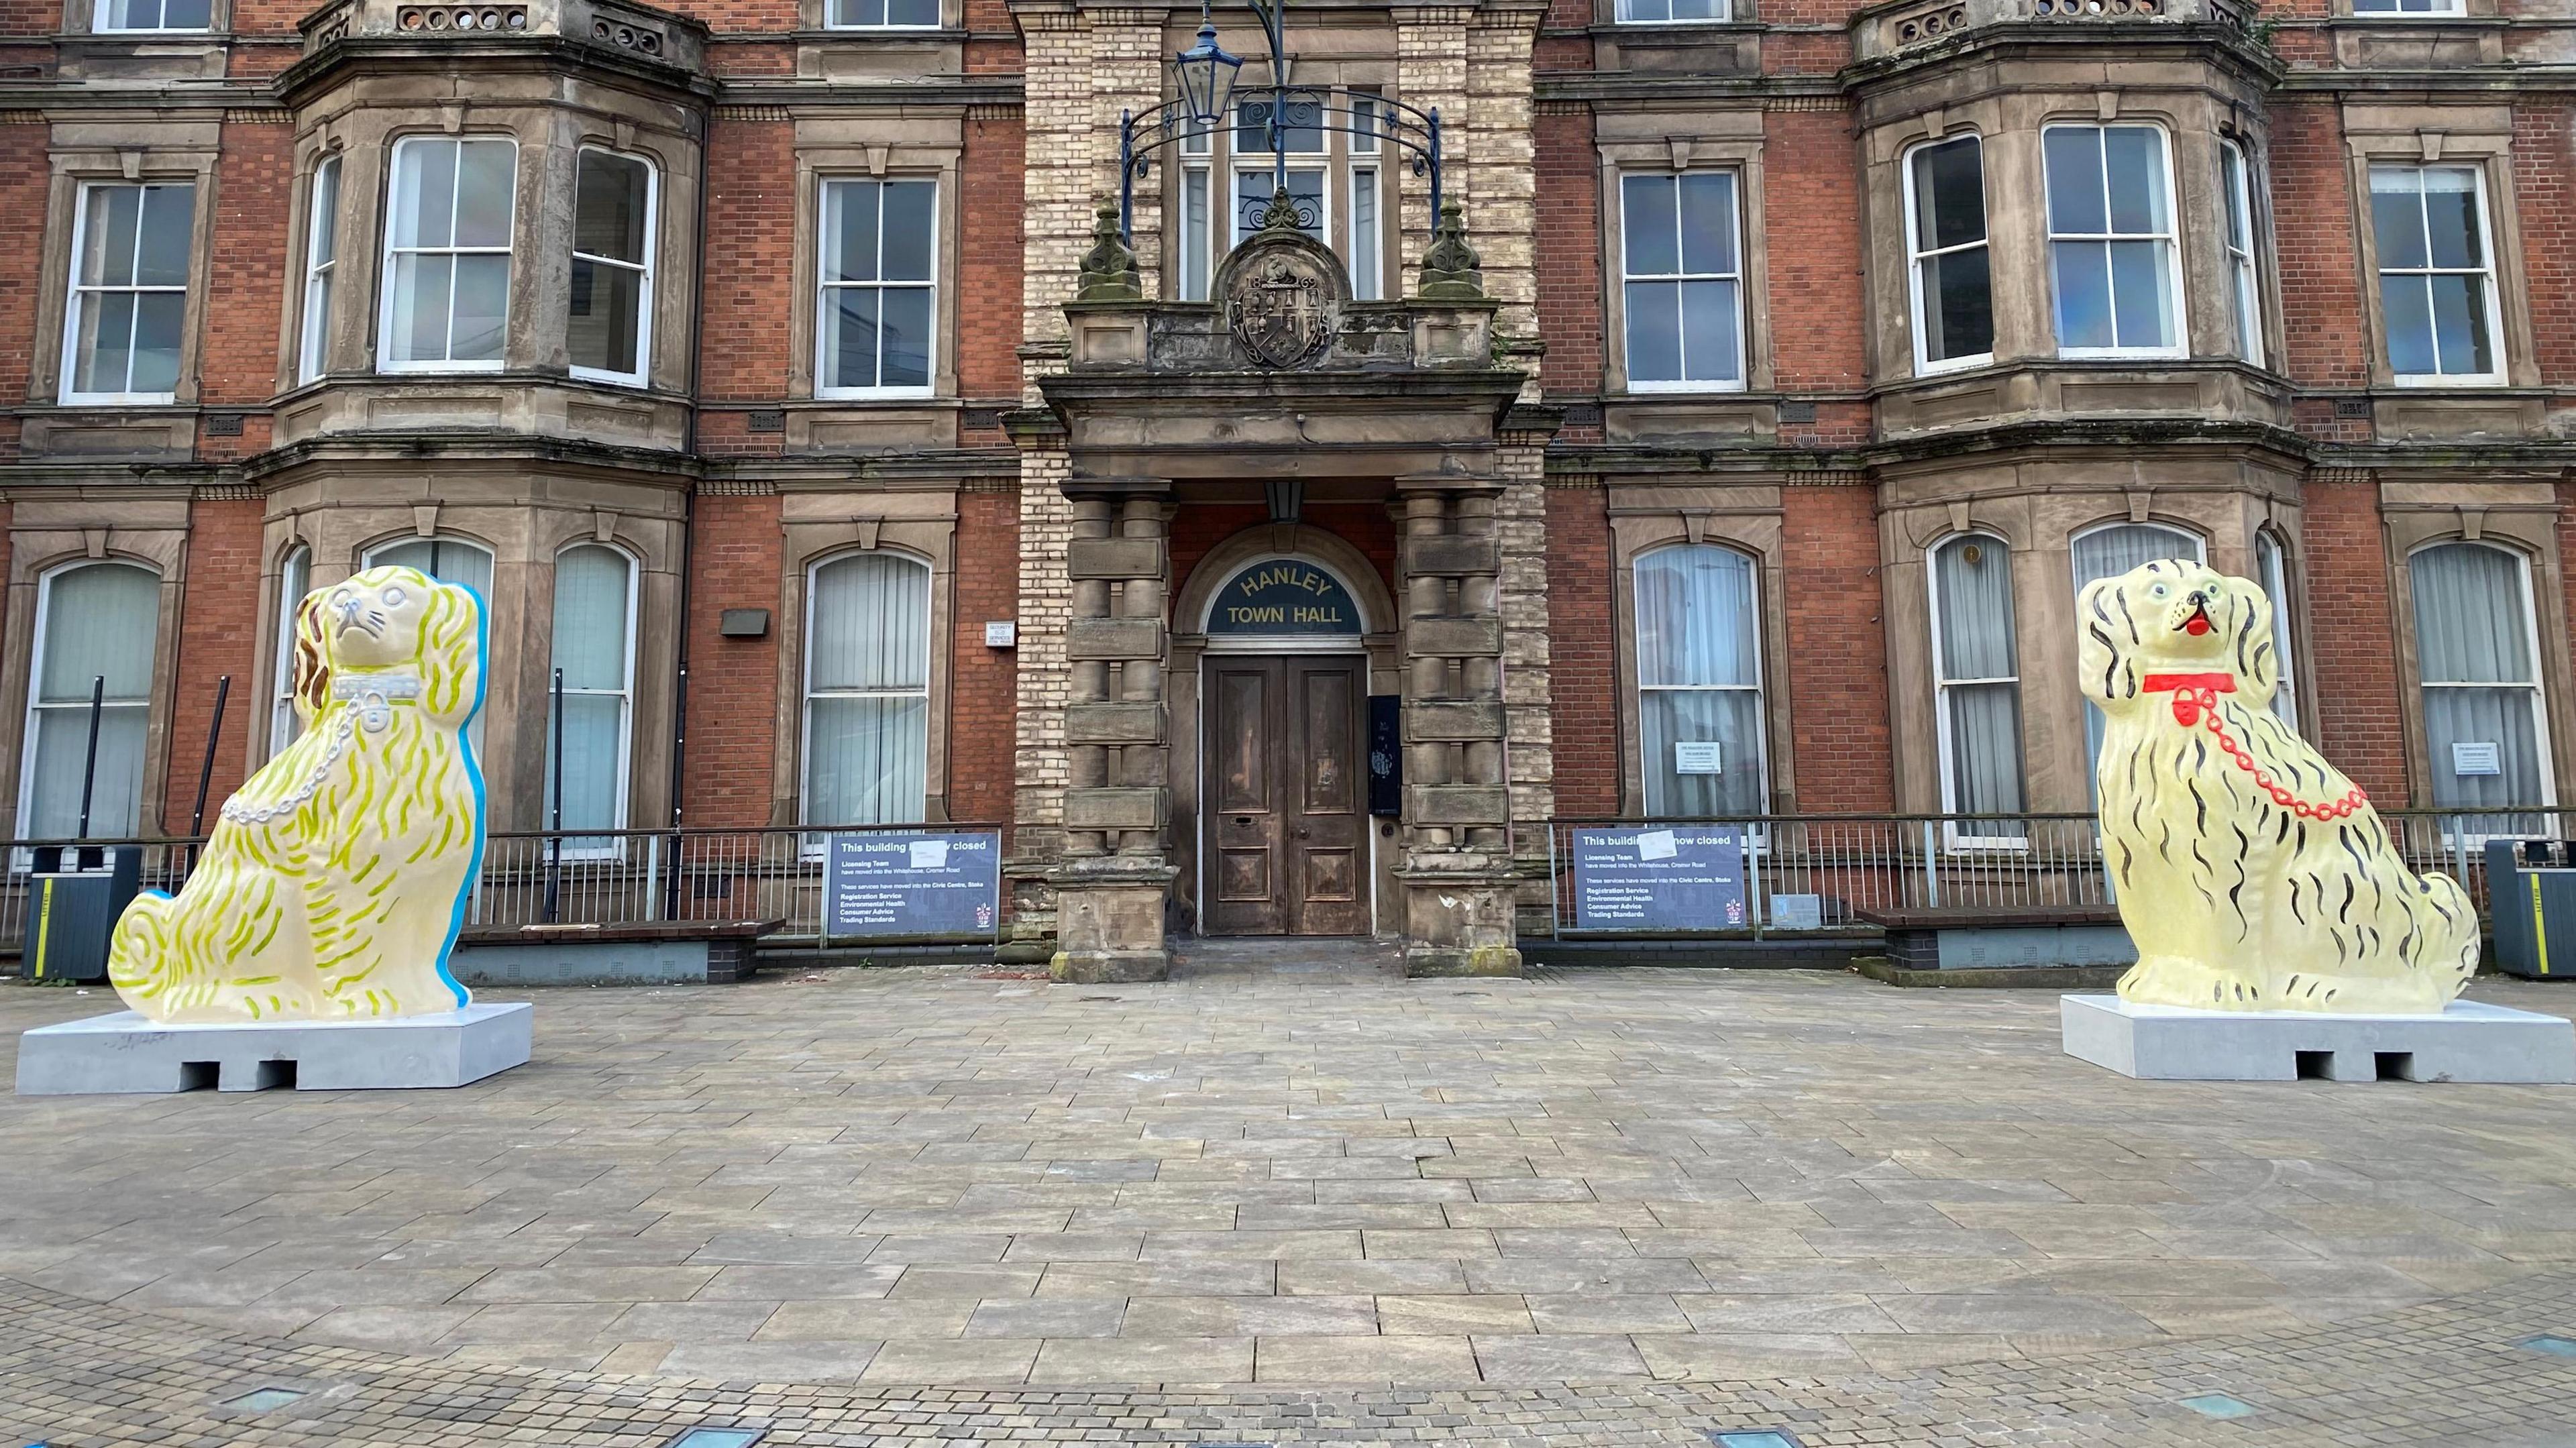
5,942,2576,1445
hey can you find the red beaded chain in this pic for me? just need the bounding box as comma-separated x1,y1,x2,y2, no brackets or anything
2139,672,2369,822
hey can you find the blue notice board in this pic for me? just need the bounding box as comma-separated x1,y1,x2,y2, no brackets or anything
1569,826,1748,932
824,830,1002,939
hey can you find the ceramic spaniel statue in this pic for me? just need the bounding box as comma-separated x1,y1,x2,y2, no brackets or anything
2080,559,2479,1014
109,565,488,1023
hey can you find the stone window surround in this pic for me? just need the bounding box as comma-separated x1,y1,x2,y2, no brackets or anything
786,127,964,406
1595,120,1775,398
58,0,231,34
1880,484,2306,818
769,500,961,828
25,135,221,411
282,106,700,394
250,498,683,836
1593,0,1756,25
1859,89,2279,388
798,0,956,32
0,517,189,842
2343,115,2537,392
1604,485,1798,820
2379,485,2572,810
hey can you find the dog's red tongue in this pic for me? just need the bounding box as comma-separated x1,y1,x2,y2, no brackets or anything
2184,608,2212,636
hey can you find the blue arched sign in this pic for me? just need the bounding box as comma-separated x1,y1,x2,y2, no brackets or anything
1207,559,1363,635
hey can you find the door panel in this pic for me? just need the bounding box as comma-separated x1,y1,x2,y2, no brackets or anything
1201,654,1367,936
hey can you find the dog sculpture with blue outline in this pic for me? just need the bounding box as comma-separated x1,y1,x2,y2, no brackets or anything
108,564,487,1023
2081,559,2477,1015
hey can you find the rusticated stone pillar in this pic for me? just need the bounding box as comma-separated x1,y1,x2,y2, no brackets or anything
1395,478,1521,977
1051,482,1176,983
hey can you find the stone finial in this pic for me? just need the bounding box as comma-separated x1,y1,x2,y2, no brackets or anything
1253,186,1305,235
1417,196,1485,300
1075,197,1142,302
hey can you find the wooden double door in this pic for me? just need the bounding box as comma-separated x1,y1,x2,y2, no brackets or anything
1202,654,1369,936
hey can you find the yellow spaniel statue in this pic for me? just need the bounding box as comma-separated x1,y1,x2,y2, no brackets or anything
108,565,487,1023
2082,559,2479,1015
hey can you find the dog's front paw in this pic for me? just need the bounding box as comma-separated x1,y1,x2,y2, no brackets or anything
2117,954,2269,1011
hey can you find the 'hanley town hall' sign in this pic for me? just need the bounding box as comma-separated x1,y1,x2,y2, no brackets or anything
1208,561,1363,636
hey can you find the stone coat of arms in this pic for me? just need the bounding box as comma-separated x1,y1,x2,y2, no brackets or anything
1229,252,1331,369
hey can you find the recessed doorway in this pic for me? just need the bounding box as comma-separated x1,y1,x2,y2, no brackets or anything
1201,653,1368,936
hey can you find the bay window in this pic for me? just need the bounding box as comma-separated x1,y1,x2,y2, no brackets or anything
2219,140,2263,366
2370,164,2504,384
2256,529,2300,732
364,537,494,750
1635,545,1766,818
2043,125,2181,357
1930,535,2025,834
569,149,655,386
2071,523,2204,795
818,178,935,397
547,545,636,850
299,157,341,385
1621,170,1744,391
62,181,195,404
804,552,931,827
22,563,160,840
380,136,517,372
272,545,311,751
1905,134,1992,374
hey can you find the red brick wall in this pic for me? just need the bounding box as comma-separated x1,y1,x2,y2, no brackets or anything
2300,480,2409,803
1545,486,1617,818
2514,100,2576,388
2269,100,2370,395
680,491,784,827
196,119,293,461
698,117,794,443
1534,105,1603,406
1765,110,1865,395
949,488,1017,832
1169,502,1397,608
958,113,1024,437
1780,485,1890,813
161,497,264,834
0,119,46,461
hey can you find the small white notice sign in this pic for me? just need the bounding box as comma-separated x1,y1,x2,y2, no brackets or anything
984,620,1018,649
2453,741,2503,777
909,839,951,869
1635,829,1679,862
1674,741,1723,775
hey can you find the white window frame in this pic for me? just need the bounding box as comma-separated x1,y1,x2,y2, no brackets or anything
1180,120,1215,302
2256,528,2300,734
2351,0,2464,14
1615,0,1732,22
799,549,934,846
547,543,639,860
2220,139,2265,368
2042,123,2186,360
91,0,212,33
822,0,938,30
1902,132,1992,378
1619,168,1748,395
1229,95,1330,249
1633,543,1770,830
568,148,657,389
2410,540,2556,820
299,156,341,386
377,134,517,377
814,176,938,401
270,545,311,753
1927,533,2026,850
1347,95,1383,303
2371,163,2508,388
60,180,194,406
19,560,159,843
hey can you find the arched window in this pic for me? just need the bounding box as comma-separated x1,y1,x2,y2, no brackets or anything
2410,541,2553,814
804,551,931,826
1930,535,2024,831
1633,545,1766,818
271,545,311,750
2255,529,2299,731
365,536,494,750
2072,522,2204,791
547,545,635,847
22,561,160,839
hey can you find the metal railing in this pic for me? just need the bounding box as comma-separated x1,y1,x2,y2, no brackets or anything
1543,809,2571,937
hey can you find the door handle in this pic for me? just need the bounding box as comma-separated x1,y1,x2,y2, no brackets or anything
1295,828,1309,839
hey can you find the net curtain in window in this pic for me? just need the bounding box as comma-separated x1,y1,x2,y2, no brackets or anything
1931,535,2025,820
1634,545,1766,818
24,562,160,840
2071,523,2204,793
548,545,635,838
2411,541,2551,812
804,552,931,827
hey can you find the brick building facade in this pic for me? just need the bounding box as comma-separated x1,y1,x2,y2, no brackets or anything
2,0,2572,976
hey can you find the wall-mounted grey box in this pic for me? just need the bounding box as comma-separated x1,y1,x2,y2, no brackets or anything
719,608,770,638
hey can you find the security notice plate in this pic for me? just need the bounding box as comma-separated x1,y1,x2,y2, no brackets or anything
2454,741,2502,777
1674,741,1723,774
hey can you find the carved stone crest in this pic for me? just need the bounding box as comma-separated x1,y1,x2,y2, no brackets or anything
1228,251,1331,369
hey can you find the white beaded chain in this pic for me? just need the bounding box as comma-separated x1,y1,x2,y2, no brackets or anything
217,673,426,828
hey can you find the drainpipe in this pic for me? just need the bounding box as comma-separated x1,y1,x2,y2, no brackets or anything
664,113,712,920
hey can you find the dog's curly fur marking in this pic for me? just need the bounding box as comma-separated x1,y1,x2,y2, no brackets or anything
107,565,486,1024
2082,559,2477,1014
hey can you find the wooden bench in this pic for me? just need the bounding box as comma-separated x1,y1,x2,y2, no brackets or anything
1854,905,2132,972
453,918,782,985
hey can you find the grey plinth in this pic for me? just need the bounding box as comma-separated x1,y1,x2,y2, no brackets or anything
2061,994,2575,1083
14,1002,532,1095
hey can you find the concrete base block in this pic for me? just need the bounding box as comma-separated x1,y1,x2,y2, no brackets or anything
2061,994,2575,1082
15,1003,533,1095
1049,948,1170,984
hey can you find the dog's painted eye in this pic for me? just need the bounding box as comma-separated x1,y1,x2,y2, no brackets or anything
381,586,407,607
2149,583,2169,599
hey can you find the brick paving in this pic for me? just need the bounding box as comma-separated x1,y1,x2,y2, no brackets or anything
5,944,2576,1444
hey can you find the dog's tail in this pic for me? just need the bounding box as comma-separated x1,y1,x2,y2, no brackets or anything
105,890,178,1015
2409,869,2481,1002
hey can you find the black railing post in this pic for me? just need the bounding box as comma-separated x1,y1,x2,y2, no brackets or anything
545,666,564,924
190,675,229,839
74,675,105,841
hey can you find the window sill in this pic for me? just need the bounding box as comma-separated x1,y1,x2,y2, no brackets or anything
570,367,650,388
2392,372,2508,388
1912,353,1994,379
376,362,510,377
56,392,180,407
1623,382,1750,396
